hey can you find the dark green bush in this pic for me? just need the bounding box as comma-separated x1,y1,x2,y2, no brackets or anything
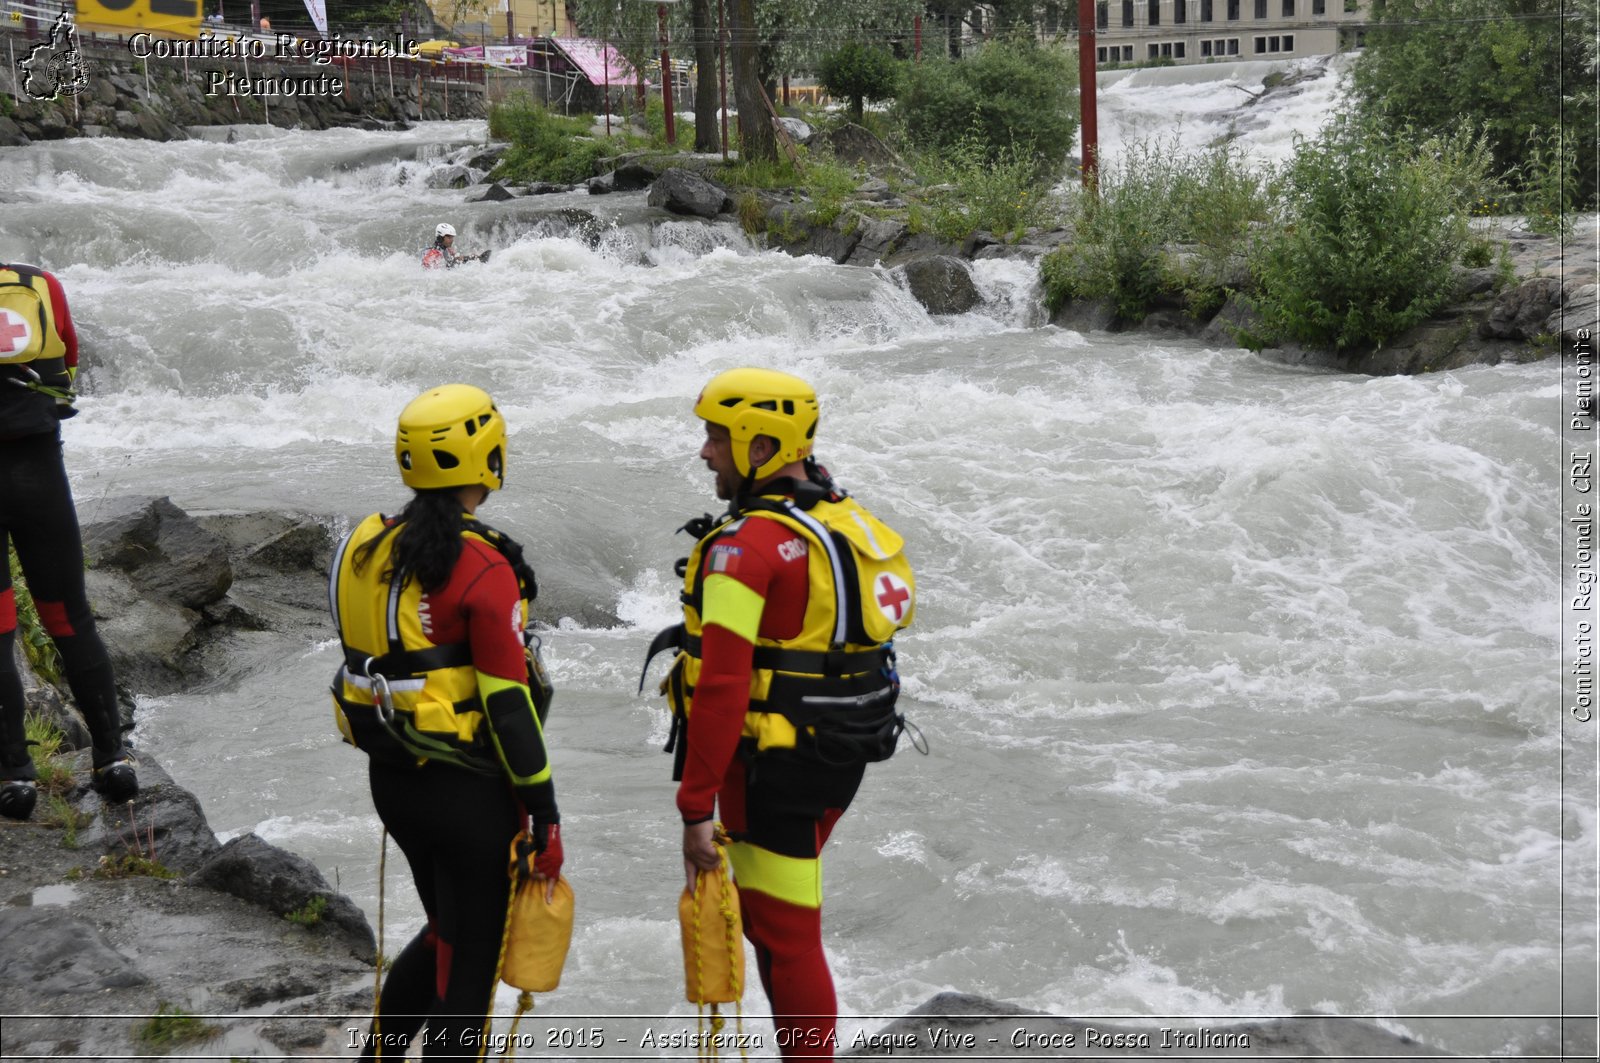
896,35,1078,176
818,43,900,125
1244,115,1492,351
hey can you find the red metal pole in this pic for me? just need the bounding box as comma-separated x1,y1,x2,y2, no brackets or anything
1077,0,1098,188
659,3,676,144
717,0,728,160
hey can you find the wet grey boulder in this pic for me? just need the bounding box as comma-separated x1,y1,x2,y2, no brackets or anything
820,122,898,168
1200,293,1266,348
80,495,232,610
648,169,733,218
192,833,376,961
0,909,149,994
466,145,506,171
777,116,814,144
781,218,862,264
1550,283,1599,345
899,256,979,315
425,164,472,190
470,181,516,202
844,215,909,266
1481,276,1563,340
83,752,222,875
612,160,660,190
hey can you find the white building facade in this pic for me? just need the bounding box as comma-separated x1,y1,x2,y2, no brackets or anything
1091,0,1367,65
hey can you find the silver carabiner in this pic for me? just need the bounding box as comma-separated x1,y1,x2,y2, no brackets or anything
364,656,397,725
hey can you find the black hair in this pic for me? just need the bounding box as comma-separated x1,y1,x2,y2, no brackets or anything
351,489,468,593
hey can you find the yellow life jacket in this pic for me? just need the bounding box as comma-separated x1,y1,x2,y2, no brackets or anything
644,484,916,771
328,512,544,773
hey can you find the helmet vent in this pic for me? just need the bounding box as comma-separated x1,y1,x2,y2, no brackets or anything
719,397,741,408
399,451,413,469
782,400,794,414
464,419,478,437
433,449,461,470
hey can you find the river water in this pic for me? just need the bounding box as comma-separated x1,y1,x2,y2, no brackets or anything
0,57,1591,1058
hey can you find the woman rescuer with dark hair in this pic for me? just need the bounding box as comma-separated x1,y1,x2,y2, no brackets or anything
328,384,563,1059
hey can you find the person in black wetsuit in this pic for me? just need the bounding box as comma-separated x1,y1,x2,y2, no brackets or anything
0,262,138,820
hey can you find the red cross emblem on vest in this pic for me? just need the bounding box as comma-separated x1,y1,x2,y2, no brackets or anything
875,573,911,624
0,309,32,356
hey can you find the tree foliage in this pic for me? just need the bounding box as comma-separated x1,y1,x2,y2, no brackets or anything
1244,115,1495,351
896,34,1078,175
818,42,900,122
1348,0,1596,206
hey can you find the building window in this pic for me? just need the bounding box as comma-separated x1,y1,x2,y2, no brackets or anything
1123,0,1135,26
1343,0,1357,9
1269,35,1281,50
1174,41,1186,57
1282,0,1293,12
1201,0,1213,18
1227,0,1239,19
1313,0,1324,11
1254,0,1266,16
1254,36,1266,52
1228,37,1239,53
1202,39,1213,55
1097,46,1107,62
1149,43,1161,58
1149,0,1161,24
1282,33,1294,49
1176,0,1187,23
1098,1,1109,27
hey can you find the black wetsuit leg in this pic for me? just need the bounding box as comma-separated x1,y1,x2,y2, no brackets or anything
363,759,520,1060
0,432,126,775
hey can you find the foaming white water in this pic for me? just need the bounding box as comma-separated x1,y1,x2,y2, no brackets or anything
1087,54,1354,166
0,121,1586,1057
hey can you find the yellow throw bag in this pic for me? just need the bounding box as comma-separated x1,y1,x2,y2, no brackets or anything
501,840,574,993
680,850,743,1005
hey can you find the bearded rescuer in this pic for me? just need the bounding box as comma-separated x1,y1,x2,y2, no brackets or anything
329,384,562,1059
644,368,919,1059
0,262,137,819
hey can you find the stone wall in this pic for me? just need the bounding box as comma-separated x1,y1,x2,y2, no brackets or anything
0,28,486,146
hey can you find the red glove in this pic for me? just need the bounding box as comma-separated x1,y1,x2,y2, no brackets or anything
533,821,563,881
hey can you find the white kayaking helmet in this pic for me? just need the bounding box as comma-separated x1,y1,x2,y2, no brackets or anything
435,223,456,238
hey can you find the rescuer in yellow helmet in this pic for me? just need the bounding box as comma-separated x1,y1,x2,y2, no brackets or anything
643,367,921,1059
329,383,562,1058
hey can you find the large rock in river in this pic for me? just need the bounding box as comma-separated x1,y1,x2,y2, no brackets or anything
898,255,980,315
647,168,733,218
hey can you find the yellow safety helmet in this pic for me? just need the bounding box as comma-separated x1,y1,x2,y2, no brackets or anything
694,368,818,480
395,384,507,491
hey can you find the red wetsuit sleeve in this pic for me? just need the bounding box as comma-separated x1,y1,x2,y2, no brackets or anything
42,270,78,371
438,540,557,821
676,516,809,823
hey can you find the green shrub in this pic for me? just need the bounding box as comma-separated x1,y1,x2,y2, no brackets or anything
134,1003,219,1048
285,894,328,927
1040,139,1267,322
896,35,1078,176
488,93,608,184
819,43,900,125
908,139,1059,243
1516,125,1577,238
8,547,62,685
1244,115,1493,350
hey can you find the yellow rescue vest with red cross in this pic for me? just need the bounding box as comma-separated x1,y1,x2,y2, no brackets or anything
647,488,915,767
0,266,67,369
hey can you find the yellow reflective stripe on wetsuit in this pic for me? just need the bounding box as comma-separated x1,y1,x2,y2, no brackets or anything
728,841,822,910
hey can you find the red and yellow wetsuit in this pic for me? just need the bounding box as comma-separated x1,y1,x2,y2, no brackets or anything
663,483,912,1060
